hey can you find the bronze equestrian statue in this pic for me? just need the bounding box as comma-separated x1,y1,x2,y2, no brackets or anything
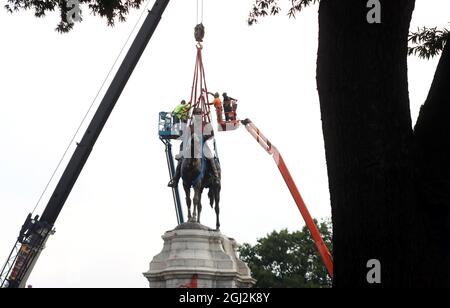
168,118,221,230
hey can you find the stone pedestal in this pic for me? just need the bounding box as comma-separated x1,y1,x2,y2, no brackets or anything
143,222,256,288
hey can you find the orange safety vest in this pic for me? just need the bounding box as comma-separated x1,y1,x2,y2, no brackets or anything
212,97,222,110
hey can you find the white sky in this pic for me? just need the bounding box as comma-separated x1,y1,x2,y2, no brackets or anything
0,0,448,288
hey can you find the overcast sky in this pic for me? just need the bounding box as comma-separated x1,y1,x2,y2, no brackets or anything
0,0,449,288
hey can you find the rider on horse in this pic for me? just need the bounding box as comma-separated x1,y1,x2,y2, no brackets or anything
168,108,220,188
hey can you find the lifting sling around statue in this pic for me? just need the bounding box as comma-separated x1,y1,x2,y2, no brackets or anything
168,108,221,230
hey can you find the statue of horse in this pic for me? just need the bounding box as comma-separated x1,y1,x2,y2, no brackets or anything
181,133,221,230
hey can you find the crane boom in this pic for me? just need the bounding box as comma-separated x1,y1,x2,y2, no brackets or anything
0,0,171,288
241,119,334,278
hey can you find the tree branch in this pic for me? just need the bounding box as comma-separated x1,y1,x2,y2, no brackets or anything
247,0,318,26
408,26,449,59
4,0,143,33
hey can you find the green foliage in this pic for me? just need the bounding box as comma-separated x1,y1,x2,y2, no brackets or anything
408,26,449,59
4,0,143,32
239,219,332,288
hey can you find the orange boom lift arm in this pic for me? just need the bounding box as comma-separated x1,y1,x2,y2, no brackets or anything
241,119,334,278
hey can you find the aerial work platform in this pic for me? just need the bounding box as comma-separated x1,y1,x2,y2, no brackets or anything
158,112,182,140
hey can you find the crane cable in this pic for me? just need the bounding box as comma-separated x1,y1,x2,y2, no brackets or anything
30,0,153,215
196,0,203,24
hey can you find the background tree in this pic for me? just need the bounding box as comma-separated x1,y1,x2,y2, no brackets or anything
239,220,332,288
248,0,448,58
4,0,143,32
247,0,450,287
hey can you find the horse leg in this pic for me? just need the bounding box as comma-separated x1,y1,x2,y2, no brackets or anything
192,189,198,222
197,190,203,224
215,185,221,230
193,184,202,224
184,183,192,222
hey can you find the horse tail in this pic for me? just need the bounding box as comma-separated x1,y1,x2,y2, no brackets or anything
208,187,214,208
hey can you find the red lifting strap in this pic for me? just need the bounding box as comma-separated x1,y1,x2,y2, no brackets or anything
188,45,211,126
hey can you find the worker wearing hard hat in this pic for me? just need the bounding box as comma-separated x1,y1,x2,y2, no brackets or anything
207,92,223,123
173,100,191,124
222,92,236,121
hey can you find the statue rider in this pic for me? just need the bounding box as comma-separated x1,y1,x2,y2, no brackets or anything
168,108,220,187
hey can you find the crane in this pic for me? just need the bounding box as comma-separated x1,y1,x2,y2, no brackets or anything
1,0,334,288
0,0,171,288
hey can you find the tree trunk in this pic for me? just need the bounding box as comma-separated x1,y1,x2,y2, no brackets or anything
414,41,450,286
316,0,421,287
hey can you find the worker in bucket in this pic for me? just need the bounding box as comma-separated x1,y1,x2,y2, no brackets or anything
172,100,191,130
222,92,237,121
207,92,223,123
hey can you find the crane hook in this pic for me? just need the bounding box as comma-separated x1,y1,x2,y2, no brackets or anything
194,23,205,43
